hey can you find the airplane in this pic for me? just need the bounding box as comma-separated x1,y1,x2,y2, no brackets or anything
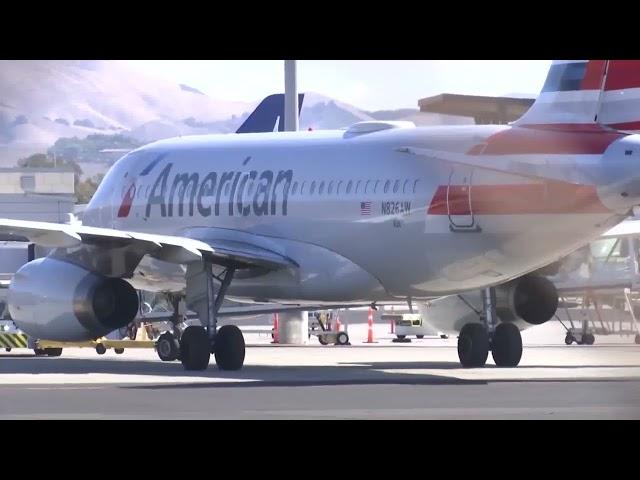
3,60,640,372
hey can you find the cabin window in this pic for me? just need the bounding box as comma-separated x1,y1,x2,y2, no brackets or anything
384,180,390,194
300,181,306,195
403,179,409,194
310,181,316,195
393,180,400,194
337,181,343,194
328,181,334,194
346,181,353,194
319,181,325,195
413,179,419,193
374,180,380,193
355,180,361,193
365,180,371,194
291,182,299,195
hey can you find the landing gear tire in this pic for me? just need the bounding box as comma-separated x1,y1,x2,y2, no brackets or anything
33,348,47,356
491,323,522,367
565,334,575,345
457,323,489,368
96,344,107,355
5,348,11,352
214,325,245,371
416,335,424,339
45,348,63,357
635,334,640,345
180,326,211,371
336,332,349,346
114,348,124,355
396,335,406,340
156,332,180,362
583,333,595,345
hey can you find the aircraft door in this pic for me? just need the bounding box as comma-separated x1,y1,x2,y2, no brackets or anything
447,167,480,232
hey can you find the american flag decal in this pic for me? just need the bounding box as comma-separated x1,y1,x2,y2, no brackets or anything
360,201,372,215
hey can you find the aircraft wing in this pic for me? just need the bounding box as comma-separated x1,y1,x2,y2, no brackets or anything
601,219,640,238
400,146,582,184
0,218,297,272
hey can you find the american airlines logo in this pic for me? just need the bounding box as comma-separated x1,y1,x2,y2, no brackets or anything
126,158,294,219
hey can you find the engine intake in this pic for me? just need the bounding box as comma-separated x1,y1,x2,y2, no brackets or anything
8,257,139,341
496,274,558,325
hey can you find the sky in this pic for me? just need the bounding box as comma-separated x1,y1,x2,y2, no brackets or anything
129,60,552,111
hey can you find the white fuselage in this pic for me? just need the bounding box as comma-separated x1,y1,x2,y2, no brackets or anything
81,124,640,303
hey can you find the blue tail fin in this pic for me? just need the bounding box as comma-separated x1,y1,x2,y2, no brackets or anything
236,93,305,133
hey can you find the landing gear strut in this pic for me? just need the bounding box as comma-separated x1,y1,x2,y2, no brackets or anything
457,287,523,368
179,263,243,371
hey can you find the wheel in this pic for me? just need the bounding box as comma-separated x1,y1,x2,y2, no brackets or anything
45,348,62,357
5,348,11,352
336,331,349,346
95,344,107,355
214,325,245,371
416,335,424,339
396,335,406,340
491,323,522,367
583,333,595,345
156,332,180,361
318,335,330,345
565,334,574,345
114,348,125,355
457,323,489,368
33,348,47,356
180,326,211,371
635,334,640,345
127,323,138,340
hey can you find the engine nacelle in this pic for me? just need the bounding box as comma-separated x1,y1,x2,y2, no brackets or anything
418,274,558,335
494,274,559,325
8,257,139,341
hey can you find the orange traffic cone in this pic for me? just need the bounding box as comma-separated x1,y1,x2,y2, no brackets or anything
364,308,377,343
272,313,280,344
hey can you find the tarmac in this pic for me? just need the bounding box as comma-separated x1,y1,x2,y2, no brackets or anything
0,320,638,419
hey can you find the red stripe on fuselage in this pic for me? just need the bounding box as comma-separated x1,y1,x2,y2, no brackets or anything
427,183,610,216
467,126,624,155
607,121,640,131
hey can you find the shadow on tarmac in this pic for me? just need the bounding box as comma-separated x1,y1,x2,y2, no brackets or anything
1,349,639,390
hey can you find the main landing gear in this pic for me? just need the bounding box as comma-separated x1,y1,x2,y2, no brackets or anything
457,287,523,368
177,262,245,372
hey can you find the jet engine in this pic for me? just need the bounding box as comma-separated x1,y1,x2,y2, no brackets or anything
419,274,558,335
8,257,139,341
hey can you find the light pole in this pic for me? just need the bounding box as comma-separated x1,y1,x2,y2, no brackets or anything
284,60,299,132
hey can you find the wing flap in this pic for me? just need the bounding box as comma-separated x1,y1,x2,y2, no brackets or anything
399,146,582,184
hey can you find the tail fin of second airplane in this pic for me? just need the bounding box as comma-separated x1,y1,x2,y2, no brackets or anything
515,60,640,132
236,93,305,134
